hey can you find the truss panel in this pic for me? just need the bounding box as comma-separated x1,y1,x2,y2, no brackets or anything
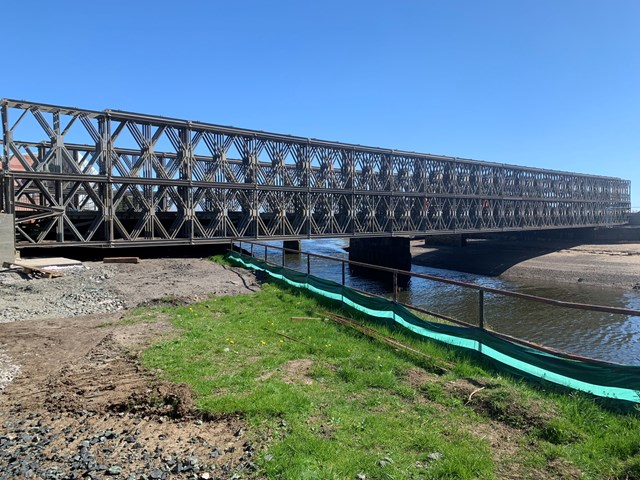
0,99,631,247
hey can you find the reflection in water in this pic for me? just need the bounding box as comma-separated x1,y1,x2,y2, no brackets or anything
256,238,640,365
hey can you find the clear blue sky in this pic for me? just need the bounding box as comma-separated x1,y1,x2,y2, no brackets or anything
4,0,639,207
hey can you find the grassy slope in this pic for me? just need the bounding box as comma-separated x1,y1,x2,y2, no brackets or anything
140,280,640,480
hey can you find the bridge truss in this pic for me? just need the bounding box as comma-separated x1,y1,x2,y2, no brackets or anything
0,99,631,247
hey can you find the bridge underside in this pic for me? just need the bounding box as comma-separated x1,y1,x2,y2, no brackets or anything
0,99,631,249
6,209,630,248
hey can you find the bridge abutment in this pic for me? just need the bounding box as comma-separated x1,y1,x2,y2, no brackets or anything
0,214,16,264
348,237,412,271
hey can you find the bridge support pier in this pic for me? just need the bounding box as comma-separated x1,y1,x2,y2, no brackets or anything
283,240,301,252
0,214,16,264
349,237,412,271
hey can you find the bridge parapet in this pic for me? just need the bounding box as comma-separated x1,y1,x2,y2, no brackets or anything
0,99,631,247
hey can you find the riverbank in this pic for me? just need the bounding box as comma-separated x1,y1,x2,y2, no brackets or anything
411,239,640,290
2,257,640,478
141,278,640,479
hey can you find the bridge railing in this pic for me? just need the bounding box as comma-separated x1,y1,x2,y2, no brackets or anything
234,240,640,363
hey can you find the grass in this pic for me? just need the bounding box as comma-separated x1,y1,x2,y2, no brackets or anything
141,278,640,479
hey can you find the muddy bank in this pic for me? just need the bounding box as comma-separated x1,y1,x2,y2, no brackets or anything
411,240,640,290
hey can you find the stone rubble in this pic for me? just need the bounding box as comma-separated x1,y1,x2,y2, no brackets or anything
0,350,20,392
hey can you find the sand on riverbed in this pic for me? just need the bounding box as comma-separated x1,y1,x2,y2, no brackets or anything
411,239,640,290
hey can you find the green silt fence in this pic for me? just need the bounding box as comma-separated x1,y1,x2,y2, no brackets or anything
227,250,640,403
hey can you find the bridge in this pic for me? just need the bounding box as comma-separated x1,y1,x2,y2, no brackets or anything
0,99,631,258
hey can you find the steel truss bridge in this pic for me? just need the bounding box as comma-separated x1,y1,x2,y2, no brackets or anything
0,99,631,248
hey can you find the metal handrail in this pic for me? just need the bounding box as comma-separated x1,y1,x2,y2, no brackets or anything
232,240,640,364
238,240,640,317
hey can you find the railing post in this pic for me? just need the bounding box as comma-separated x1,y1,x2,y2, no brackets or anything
393,271,398,302
250,242,254,258
307,253,311,275
282,247,285,267
341,261,346,286
479,289,485,329
264,245,267,262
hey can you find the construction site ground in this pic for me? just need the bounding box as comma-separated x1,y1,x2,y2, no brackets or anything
0,258,260,480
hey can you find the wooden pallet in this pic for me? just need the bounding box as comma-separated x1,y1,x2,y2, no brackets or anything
2,261,63,279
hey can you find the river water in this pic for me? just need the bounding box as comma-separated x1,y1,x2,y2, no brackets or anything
254,238,640,366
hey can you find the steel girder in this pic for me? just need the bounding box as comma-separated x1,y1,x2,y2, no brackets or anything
0,99,631,247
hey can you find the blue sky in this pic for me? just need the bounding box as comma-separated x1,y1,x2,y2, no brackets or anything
4,0,639,207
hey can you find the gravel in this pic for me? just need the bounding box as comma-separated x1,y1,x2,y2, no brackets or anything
0,350,19,392
0,410,256,479
0,258,258,323
0,257,260,478
0,265,125,323
0,257,258,399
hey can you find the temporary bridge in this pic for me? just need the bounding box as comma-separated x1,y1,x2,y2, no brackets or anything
0,99,631,249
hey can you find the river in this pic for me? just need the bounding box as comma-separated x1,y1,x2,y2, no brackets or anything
253,238,640,366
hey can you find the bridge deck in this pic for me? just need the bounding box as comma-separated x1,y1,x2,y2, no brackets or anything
1,99,631,248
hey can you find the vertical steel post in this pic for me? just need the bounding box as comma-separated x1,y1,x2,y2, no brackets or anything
341,261,346,286
393,271,398,302
264,245,267,262
307,253,311,275
1,104,9,172
479,289,485,329
181,125,194,244
250,242,254,258
282,247,285,267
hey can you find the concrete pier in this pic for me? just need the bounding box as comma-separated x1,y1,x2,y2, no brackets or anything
348,237,411,271
0,214,16,264
283,240,301,252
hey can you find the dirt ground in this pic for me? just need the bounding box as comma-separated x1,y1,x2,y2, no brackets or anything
0,258,260,480
411,239,640,290
1,258,258,323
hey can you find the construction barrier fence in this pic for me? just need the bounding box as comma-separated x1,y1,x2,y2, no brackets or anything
227,250,640,404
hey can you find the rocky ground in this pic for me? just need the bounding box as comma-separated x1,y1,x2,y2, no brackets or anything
0,258,258,323
0,258,260,479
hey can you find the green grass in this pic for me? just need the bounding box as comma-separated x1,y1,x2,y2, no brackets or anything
209,254,237,267
142,280,640,479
